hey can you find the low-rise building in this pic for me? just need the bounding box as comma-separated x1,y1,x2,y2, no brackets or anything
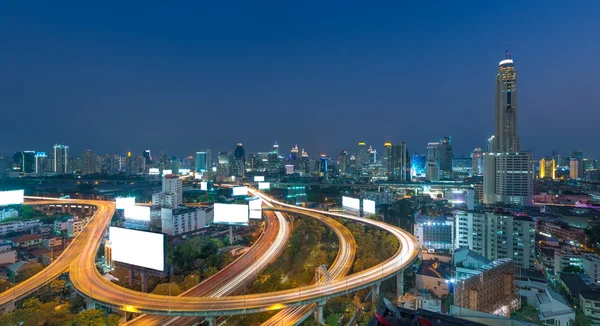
43,237,63,250
416,260,452,297
397,292,442,313
67,219,85,238
161,207,208,236
13,234,43,247
6,260,42,280
0,208,18,221
453,247,492,279
0,220,42,235
579,290,600,325
0,249,17,266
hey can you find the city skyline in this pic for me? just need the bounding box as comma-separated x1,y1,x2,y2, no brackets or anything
1,2,599,157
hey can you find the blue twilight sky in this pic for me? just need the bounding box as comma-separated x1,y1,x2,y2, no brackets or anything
0,1,599,159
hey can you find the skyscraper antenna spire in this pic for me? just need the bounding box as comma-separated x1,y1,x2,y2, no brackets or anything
505,43,509,59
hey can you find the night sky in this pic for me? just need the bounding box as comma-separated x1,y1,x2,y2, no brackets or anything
1,1,599,158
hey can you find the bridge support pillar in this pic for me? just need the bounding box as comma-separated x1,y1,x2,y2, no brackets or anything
397,271,404,298
141,272,148,293
372,282,381,305
86,299,96,310
128,269,134,286
314,301,326,325
206,317,215,326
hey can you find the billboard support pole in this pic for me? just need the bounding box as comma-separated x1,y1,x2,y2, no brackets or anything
229,226,234,245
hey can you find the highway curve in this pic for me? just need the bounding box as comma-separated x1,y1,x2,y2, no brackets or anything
65,188,418,317
0,198,114,310
126,208,290,326
261,207,357,326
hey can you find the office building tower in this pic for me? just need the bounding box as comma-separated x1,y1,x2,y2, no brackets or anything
539,157,556,179
34,152,49,174
455,210,535,270
152,175,183,208
368,146,377,165
391,142,410,181
53,144,69,175
216,152,232,181
471,148,484,176
570,151,584,180
319,155,328,181
452,157,472,176
357,141,368,167
339,150,348,175
133,154,146,174
427,142,440,166
438,136,453,173
411,154,426,178
483,52,533,206
383,142,393,177
143,150,152,165
273,142,279,157
233,143,246,177
81,149,97,175
195,150,211,172
426,160,439,182
290,145,299,162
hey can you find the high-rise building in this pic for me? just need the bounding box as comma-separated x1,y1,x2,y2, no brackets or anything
216,151,231,181
143,150,152,165
81,149,97,175
570,151,584,180
319,154,328,181
273,142,279,157
451,157,472,176
427,142,440,165
368,146,377,165
195,150,211,173
471,148,484,176
357,141,368,167
339,150,348,175
438,136,453,173
455,210,535,270
133,154,146,174
539,157,556,179
53,144,69,175
494,53,519,152
290,145,299,162
383,142,393,177
483,52,533,206
233,143,246,177
426,160,439,182
391,142,410,181
152,175,183,208
34,152,49,174
411,154,426,178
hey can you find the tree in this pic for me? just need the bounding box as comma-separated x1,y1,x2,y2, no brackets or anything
563,265,584,274
204,266,218,278
107,313,121,326
181,274,200,290
71,309,106,326
152,283,182,296
574,310,592,326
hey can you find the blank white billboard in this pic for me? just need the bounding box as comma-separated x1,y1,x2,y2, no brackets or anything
162,169,172,176
148,168,160,175
0,190,24,206
124,206,151,221
254,176,265,182
200,181,208,191
232,186,248,196
115,197,136,210
213,203,249,226
258,182,270,190
342,196,360,210
109,227,166,271
363,199,376,214
248,198,262,219
179,169,190,175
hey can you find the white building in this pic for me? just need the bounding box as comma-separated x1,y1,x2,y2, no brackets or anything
0,208,18,221
554,250,585,275
0,220,42,235
161,207,208,236
455,210,535,270
582,254,600,285
153,175,183,208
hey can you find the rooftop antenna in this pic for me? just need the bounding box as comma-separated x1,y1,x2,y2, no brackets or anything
505,43,509,59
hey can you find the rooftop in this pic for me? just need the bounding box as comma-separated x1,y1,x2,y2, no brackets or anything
417,260,453,279
13,234,42,243
560,273,591,297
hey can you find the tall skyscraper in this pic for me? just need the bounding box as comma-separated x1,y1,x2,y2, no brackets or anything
195,150,211,172
471,148,484,176
53,144,69,175
570,151,584,179
357,141,368,167
391,142,410,181
339,150,348,175
233,143,246,177
411,154,426,178
368,146,377,164
319,154,328,181
383,142,393,178
143,150,152,165
34,152,49,174
438,136,453,173
539,157,556,179
81,149,97,174
290,145,299,161
494,52,519,152
483,51,533,206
